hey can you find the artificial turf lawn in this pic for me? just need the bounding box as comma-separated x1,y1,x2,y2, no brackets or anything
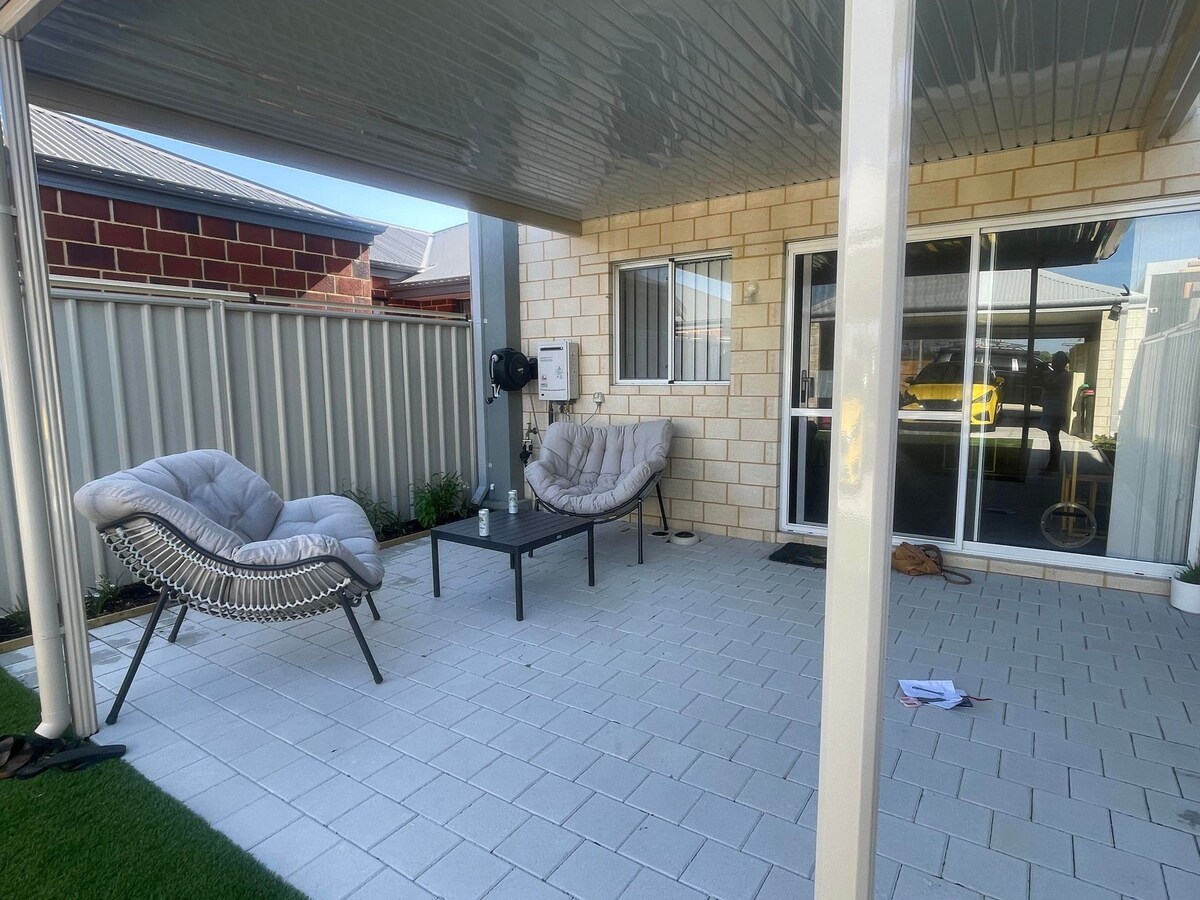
0,668,303,900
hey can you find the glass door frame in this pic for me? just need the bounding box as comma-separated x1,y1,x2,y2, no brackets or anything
779,224,980,548
779,198,1200,579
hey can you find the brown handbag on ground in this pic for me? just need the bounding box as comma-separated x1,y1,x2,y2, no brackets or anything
891,542,972,585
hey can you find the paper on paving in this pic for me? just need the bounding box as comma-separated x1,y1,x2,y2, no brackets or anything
898,679,968,709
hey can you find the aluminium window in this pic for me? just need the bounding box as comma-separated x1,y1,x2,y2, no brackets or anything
614,254,732,383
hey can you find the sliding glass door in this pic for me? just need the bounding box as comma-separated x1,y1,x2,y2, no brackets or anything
782,206,1200,571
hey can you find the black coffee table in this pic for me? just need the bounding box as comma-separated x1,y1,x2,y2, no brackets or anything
430,510,595,620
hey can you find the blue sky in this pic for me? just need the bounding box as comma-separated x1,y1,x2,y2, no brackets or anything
102,122,468,233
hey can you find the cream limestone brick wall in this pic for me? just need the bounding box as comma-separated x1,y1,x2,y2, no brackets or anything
516,119,1200,588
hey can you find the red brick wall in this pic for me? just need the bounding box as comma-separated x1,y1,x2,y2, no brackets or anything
40,187,373,304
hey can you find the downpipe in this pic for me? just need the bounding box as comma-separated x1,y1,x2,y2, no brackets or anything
0,126,70,739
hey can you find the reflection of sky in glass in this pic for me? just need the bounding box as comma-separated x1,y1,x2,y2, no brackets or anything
1049,221,1134,289
675,269,732,301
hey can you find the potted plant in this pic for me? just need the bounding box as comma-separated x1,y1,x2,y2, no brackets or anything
1171,561,1200,615
1091,433,1117,467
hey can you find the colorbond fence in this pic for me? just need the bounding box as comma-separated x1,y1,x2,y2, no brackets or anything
0,279,475,609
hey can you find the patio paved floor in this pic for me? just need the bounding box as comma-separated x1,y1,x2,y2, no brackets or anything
4,522,1200,899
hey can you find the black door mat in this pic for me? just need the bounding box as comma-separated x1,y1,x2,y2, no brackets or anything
768,542,826,568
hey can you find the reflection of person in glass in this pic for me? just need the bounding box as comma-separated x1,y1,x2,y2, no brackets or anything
1040,351,1071,473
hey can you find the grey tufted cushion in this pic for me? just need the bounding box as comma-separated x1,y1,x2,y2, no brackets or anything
247,495,384,585
74,449,382,587
525,419,673,516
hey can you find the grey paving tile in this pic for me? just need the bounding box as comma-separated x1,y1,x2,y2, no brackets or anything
577,755,651,801
893,752,965,796
1112,812,1200,872
250,816,338,877
216,794,301,847
1073,835,1168,900
999,750,1069,794
742,813,816,877
680,839,770,900
1069,769,1149,818
630,736,699,778
404,772,484,824
892,866,983,900
470,754,544,801
372,815,461,878
346,868,435,900
877,812,948,876
627,773,704,824
942,836,1030,900
1030,789,1112,843
915,792,993,846
990,812,1072,874
565,792,647,850
618,815,705,878
484,869,571,900
494,816,582,878
618,865,707,900
960,770,1032,818
1029,864,1119,900
1163,866,1200,900
329,793,414,849
548,841,641,900
447,794,530,850
754,866,815,900
290,840,382,900
532,737,603,780
681,792,761,848
1101,749,1180,795
737,770,811,822
514,773,593,824
417,841,511,900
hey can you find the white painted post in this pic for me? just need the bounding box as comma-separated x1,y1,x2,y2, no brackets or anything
813,2,914,899
0,36,96,736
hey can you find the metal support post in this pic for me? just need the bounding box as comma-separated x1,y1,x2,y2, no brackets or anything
814,2,915,899
469,213,525,507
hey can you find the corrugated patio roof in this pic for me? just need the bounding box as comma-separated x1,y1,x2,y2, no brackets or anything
20,1,1199,231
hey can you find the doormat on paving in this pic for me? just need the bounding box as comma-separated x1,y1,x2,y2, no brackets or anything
768,543,826,568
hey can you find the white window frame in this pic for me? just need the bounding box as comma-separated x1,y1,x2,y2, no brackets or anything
779,193,1200,579
612,250,733,385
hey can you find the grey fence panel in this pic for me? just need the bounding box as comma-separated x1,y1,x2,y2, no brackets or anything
0,287,475,612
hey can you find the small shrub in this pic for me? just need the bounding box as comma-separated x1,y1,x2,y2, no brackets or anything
0,596,31,640
1178,561,1200,585
413,472,468,529
85,576,123,618
1091,433,1118,452
340,488,404,540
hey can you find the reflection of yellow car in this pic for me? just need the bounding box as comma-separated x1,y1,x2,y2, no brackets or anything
901,362,1003,428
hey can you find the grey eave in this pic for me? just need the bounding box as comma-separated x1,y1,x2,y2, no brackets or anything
38,157,385,243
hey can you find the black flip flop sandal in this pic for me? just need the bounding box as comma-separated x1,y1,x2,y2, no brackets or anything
0,733,67,779
13,741,126,779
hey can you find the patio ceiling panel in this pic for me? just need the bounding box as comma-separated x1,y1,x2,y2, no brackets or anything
14,0,1197,227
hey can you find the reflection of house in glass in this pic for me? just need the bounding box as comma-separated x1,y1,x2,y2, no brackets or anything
788,210,1200,564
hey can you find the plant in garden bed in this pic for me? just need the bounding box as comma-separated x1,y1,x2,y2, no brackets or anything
413,472,470,529
0,597,30,642
339,487,422,541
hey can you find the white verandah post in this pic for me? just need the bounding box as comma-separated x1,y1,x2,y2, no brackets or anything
0,35,96,736
814,2,914,899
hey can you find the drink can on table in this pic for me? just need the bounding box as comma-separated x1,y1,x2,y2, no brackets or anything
478,508,490,536
507,490,518,514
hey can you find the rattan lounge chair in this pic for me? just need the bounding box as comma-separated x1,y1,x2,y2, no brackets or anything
525,419,673,563
74,449,385,724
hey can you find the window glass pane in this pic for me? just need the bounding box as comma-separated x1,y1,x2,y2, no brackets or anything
617,265,669,380
805,251,837,407
895,237,971,539
967,211,1200,564
674,257,731,382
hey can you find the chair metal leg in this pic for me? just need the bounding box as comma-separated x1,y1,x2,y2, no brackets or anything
106,590,171,725
365,591,380,621
656,482,670,531
637,499,644,564
167,598,187,643
340,595,383,684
